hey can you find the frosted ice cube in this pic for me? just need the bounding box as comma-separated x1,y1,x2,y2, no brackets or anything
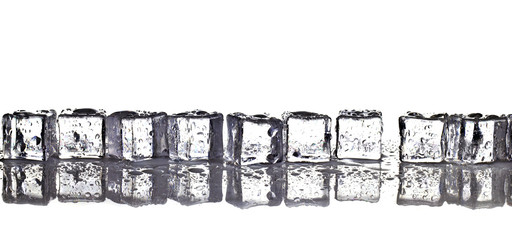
284,163,330,207
168,110,223,161
284,112,331,163
2,161,50,205
226,113,283,165
335,110,382,160
334,161,381,203
106,111,168,161
226,165,283,208
58,109,106,159
57,161,105,202
458,114,507,164
397,163,445,206
2,110,57,160
399,112,447,163
168,163,222,205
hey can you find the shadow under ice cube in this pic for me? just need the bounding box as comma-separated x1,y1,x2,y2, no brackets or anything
168,163,222,205
335,160,381,203
335,110,382,160
3,110,57,160
106,111,168,161
2,161,51,205
227,113,283,165
285,163,330,207
399,112,447,163
226,165,284,209
397,163,445,206
58,109,106,159
168,110,223,161
57,161,105,202
284,112,331,163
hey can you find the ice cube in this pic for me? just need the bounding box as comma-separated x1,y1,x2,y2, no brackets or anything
168,162,222,205
458,114,507,164
399,112,447,163
106,161,169,207
225,165,283,209
2,110,57,160
284,112,331,163
226,113,283,165
106,111,168,161
284,163,330,207
334,160,381,203
168,110,223,161
397,163,445,206
57,160,105,202
442,115,463,162
58,109,106,159
2,161,51,205
335,110,382,160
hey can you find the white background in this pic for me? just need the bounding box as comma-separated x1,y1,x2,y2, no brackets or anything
1,0,512,239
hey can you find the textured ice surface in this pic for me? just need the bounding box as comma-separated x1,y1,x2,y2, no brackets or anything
168,110,223,161
399,112,447,163
285,163,330,207
284,112,331,163
58,109,106,159
335,110,382,160
2,161,50,205
335,161,381,203
226,165,284,208
168,163,222,205
106,111,168,161
458,114,507,164
57,161,105,202
397,163,445,206
2,110,57,160
106,161,169,207
227,113,283,165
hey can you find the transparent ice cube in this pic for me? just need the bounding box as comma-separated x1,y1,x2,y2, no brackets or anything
57,161,105,202
334,160,381,203
284,112,331,163
2,161,50,205
226,113,283,165
168,163,222,205
284,163,330,207
168,110,223,161
458,114,507,164
335,110,382,160
399,112,447,163
225,165,283,209
397,163,445,206
2,110,57,160
58,109,106,159
106,111,168,161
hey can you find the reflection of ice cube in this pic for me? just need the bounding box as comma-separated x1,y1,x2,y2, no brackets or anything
226,165,283,208
457,165,505,209
58,109,106,159
169,110,223,161
399,112,446,163
285,163,330,207
335,110,382,160
3,110,57,160
2,161,50,205
227,113,283,165
168,163,222,205
57,161,105,202
106,111,168,161
335,161,381,203
397,163,445,206
284,112,331,163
